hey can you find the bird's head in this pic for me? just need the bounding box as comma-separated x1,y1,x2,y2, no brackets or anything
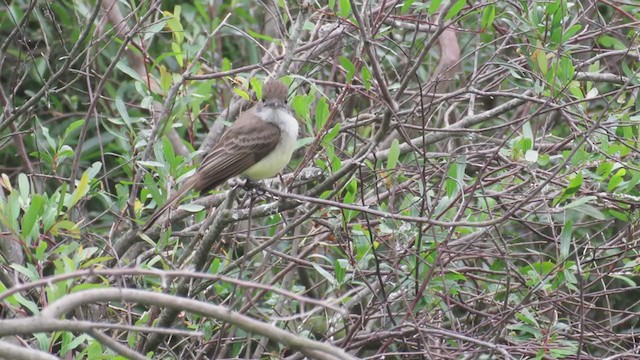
261,79,289,109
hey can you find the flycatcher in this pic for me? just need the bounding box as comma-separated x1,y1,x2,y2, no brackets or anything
142,79,298,231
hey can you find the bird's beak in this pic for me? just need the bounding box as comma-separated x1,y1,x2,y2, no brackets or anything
264,99,286,109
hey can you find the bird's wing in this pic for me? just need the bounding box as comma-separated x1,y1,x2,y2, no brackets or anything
194,119,281,192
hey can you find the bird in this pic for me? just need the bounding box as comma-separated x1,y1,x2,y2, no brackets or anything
142,79,299,231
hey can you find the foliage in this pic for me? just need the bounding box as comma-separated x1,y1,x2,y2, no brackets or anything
0,0,639,359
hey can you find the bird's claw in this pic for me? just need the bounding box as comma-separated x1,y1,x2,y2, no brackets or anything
228,177,265,195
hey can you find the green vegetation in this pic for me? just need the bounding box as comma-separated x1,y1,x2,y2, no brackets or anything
0,0,639,358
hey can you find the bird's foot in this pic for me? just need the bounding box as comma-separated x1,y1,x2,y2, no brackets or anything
243,178,266,195
228,177,265,195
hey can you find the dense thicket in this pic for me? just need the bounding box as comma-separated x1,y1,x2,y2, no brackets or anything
0,1,639,358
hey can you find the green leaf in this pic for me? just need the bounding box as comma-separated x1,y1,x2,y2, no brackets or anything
11,263,39,281
513,137,532,154
534,50,548,76
559,221,572,260
608,209,628,221
292,94,313,122
361,66,372,91
559,56,575,83
537,153,550,166
164,6,184,44
87,162,102,181
568,81,583,99
209,258,222,274
70,282,109,293
60,334,91,355
247,29,274,43
4,191,21,231
554,172,580,205
445,156,466,198
607,168,626,192
138,161,166,169
546,0,561,16
550,27,562,47
481,5,495,29
63,119,84,139
445,0,466,20
323,123,341,144
312,262,337,287
14,292,40,315
162,137,176,170
49,220,81,239
143,15,170,42
400,0,415,14
334,259,345,284
85,340,104,359
338,0,351,17
234,86,251,100
115,94,131,128
598,35,626,50
315,97,330,130
18,173,30,202
0,282,19,306
516,308,540,327
69,171,91,208
386,139,400,170
21,194,44,244
565,172,582,196
56,183,67,217
171,42,183,67
573,204,605,220
330,151,342,173
339,56,356,82
521,261,555,276
625,170,640,192
562,24,582,43
609,274,636,287
250,77,263,100
546,59,559,90
222,57,231,72
139,232,157,247
296,136,315,149
80,256,113,268
159,65,172,92
345,177,357,196
34,241,47,261
116,60,145,84
428,0,443,15
40,126,57,150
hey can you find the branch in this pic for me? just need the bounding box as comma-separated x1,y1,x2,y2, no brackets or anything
41,289,357,360
0,0,103,133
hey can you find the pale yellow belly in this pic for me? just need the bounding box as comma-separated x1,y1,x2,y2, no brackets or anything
242,138,296,180
242,107,298,180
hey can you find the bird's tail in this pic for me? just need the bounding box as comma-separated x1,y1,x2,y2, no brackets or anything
141,178,196,232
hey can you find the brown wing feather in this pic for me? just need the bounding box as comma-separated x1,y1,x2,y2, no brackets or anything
193,119,281,192
141,109,280,231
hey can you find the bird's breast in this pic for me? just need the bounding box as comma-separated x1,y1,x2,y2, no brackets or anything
242,109,298,180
